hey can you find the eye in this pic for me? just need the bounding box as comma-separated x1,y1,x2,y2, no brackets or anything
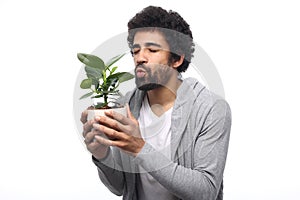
149,48,159,53
132,48,140,55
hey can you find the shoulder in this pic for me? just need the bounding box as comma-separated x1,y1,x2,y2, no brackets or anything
177,77,231,122
117,88,143,104
117,88,146,118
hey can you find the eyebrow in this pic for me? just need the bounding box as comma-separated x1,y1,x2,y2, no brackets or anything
132,42,162,49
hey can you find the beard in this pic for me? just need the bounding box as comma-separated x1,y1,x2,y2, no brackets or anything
136,80,162,91
135,63,174,91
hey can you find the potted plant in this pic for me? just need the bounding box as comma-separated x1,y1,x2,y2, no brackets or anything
77,52,134,120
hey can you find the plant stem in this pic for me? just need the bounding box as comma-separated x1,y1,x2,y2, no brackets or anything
104,94,108,105
103,69,108,105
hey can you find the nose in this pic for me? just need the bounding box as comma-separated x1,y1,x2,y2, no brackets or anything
135,49,148,65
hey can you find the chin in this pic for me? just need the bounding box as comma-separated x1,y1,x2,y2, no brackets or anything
137,83,162,91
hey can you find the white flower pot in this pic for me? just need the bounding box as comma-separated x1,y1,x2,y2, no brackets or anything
87,106,127,121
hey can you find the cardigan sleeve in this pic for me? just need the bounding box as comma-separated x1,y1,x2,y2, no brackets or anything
92,148,125,196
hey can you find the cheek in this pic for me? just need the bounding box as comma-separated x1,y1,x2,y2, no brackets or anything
157,54,169,64
133,56,138,64
155,66,169,79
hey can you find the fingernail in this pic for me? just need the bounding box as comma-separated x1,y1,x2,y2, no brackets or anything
105,110,112,115
93,123,99,129
94,135,101,139
95,116,100,121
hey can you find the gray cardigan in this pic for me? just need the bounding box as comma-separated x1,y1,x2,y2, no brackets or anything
92,78,231,200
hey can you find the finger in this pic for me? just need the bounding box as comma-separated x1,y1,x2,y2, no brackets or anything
94,135,114,146
126,103,136,122
82,119,95,137
80,109,89,124
86,141,100,152
93,123,129,141
87,139,107,152
95,138,131,151
96,115,127,132
124,103,139,129
84,130,98,144
105,109,131,126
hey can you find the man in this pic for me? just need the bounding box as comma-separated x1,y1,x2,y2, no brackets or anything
81,6,231,200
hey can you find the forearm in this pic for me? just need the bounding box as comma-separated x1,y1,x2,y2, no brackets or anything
134,143,219,200
92,148,125,196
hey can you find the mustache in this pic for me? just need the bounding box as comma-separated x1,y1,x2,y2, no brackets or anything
135,64,151,74
136,63,146,70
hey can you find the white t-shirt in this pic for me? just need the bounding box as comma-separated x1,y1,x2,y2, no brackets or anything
137,96,177,200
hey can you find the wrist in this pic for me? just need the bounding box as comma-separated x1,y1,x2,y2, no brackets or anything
92,148,110,161
133,140,145,157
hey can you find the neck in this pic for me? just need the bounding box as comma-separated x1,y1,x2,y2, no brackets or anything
146,77,182,112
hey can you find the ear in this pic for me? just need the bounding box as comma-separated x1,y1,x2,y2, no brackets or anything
172,55,185,69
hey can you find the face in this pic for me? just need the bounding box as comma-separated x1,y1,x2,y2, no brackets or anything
132,31,176,91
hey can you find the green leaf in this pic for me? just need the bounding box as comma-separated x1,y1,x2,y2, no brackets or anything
97,90,115,95
85,65,102,79
106,53,126,67
80,79,92,89
79,91,94,100
94,102,108,109
118,72,135,83
106,72,120,80
92,94,103,98
110,66,118,75
111,90,120,94
77,53,105,71
106,77,118,86
91,78,99,87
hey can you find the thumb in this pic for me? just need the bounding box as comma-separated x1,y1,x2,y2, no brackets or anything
126,103,135,121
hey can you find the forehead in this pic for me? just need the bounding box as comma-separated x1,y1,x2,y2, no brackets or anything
133,30,170,49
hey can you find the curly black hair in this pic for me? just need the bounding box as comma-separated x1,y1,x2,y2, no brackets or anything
127,6,195,72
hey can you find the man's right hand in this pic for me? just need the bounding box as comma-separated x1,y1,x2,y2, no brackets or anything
81,109,109,160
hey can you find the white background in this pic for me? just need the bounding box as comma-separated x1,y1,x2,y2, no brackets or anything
1,0,299,199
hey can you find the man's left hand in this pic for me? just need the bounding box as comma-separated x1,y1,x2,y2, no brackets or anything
92,104,145,157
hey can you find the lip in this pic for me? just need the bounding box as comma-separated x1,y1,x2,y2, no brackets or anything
136,67,146,78
136,67,146,73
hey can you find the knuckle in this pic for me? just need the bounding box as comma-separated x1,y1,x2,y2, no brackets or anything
80,110,88,123
127,126,134,133
86,146,91,151
100,116,105,122
87,144,96,152
123,135,131,142
84,122,92,132
91,129,97,135
113,121,119,129
119,142,127,148
88,119,95,127
119,115,124,121
111,130,118,137
101,133,108,139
